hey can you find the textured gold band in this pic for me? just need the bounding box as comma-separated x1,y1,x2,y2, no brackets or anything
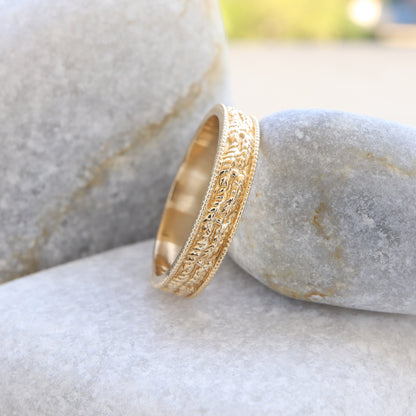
151,104,260,297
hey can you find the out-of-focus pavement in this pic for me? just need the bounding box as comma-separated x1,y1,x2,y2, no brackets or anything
228,42,416,126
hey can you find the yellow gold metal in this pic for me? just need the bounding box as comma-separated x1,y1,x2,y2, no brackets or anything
151,104,260,297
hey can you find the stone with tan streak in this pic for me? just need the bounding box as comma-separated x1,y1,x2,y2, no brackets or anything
0,0,229,282
230,109,416,314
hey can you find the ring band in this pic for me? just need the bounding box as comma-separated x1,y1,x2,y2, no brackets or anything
151,104,260,297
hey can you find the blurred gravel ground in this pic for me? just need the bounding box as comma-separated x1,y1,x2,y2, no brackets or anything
228,42,416,126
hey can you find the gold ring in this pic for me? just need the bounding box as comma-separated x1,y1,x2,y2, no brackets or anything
151,104,260,297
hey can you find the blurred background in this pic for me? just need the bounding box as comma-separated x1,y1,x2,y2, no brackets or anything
221,0,416,125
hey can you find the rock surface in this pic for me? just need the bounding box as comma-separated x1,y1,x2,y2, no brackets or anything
0,0,229,282
230,109,416,314
0,239,415,415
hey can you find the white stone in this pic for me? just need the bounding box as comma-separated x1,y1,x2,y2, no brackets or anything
0,239,415,415
230,109,416,314
0,0,229,282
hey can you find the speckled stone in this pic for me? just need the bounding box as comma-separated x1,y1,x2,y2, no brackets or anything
0,239,415,415
0,0,229,282
230,109,416,314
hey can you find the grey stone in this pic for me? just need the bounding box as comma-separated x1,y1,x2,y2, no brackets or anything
230,109,416,314
0,0,229,282
0,239,415,415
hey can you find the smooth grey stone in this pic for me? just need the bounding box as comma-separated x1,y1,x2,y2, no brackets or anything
0,239,415,415
0,0,229,282
230,109,416,314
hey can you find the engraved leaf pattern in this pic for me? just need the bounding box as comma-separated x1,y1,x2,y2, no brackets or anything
164,107,257,296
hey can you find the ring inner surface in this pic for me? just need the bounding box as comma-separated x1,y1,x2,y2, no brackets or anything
154,115,220,277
